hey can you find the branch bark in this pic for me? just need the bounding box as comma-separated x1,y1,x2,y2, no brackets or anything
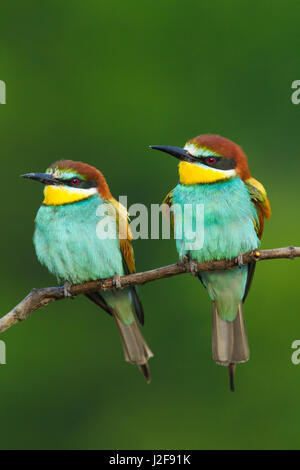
1,246,299,334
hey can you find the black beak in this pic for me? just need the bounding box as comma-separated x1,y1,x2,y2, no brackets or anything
149,145,198,163
20,173,61,185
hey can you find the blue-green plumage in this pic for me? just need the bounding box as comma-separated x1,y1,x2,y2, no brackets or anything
151,134,271,389
172,177,259,321
23,159,152,382
34,194,134,325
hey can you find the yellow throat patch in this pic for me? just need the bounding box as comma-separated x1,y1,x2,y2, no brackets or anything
179,161,231,185
43,185,94,206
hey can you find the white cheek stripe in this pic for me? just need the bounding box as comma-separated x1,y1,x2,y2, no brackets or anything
194,162,236,176
51,185,98,196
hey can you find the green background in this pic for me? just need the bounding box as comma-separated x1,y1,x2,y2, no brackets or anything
0,0,299,450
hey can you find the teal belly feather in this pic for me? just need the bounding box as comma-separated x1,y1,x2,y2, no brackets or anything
172,178,259,321
34,194,134,325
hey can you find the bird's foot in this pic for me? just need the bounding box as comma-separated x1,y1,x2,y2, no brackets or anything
112,274,122,289
189,258,199,276
235,253,244,268
63,281,74,299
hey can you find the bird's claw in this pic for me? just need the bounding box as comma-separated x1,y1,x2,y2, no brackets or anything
112,274,122,289
189,259,199,276
235,253,244,267
63,282,74,298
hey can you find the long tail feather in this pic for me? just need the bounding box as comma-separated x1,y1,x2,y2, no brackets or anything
212,302,249,390
228,363,236,392
113,314,153,382
139,363,151,383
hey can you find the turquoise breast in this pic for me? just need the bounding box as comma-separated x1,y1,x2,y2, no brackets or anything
172,177,259,262
172,177,260,320
34,194,124,284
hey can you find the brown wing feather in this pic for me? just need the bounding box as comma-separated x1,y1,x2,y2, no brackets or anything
243,177,271,300
245,177,271,239
110,198,144,325
162,189,175,231
110,197,136,272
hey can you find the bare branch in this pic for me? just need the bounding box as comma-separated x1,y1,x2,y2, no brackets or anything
1,246,299,335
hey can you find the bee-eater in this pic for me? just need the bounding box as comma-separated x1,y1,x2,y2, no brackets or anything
151,135,271,390
21,160,153,381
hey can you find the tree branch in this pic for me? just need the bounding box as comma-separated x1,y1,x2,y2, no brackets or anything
1,246,299,334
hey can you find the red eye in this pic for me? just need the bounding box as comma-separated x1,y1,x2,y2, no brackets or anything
206,156,216,165
72,178,79,185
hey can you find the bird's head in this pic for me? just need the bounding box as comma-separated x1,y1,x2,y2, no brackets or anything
151,134,251,185
21,160,111,205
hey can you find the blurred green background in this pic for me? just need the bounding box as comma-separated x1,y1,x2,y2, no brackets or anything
0,0,299,450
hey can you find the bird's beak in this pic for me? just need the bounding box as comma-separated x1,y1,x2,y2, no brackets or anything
149,145,198,163
20,173,61,185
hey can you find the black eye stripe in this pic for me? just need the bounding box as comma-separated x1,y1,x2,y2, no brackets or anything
59,178,98,189
197,156,236,170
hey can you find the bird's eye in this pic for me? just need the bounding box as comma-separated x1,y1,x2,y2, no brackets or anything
205,156,216,165
72,178,80,185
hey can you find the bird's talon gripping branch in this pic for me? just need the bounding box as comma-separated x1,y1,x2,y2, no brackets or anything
63,282,74,299
235,253,244,267
177,258,189,272
189,259,199,276
112,274,122,289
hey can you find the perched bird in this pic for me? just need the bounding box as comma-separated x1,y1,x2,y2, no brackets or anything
151,135,271,390
21,160,153,381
